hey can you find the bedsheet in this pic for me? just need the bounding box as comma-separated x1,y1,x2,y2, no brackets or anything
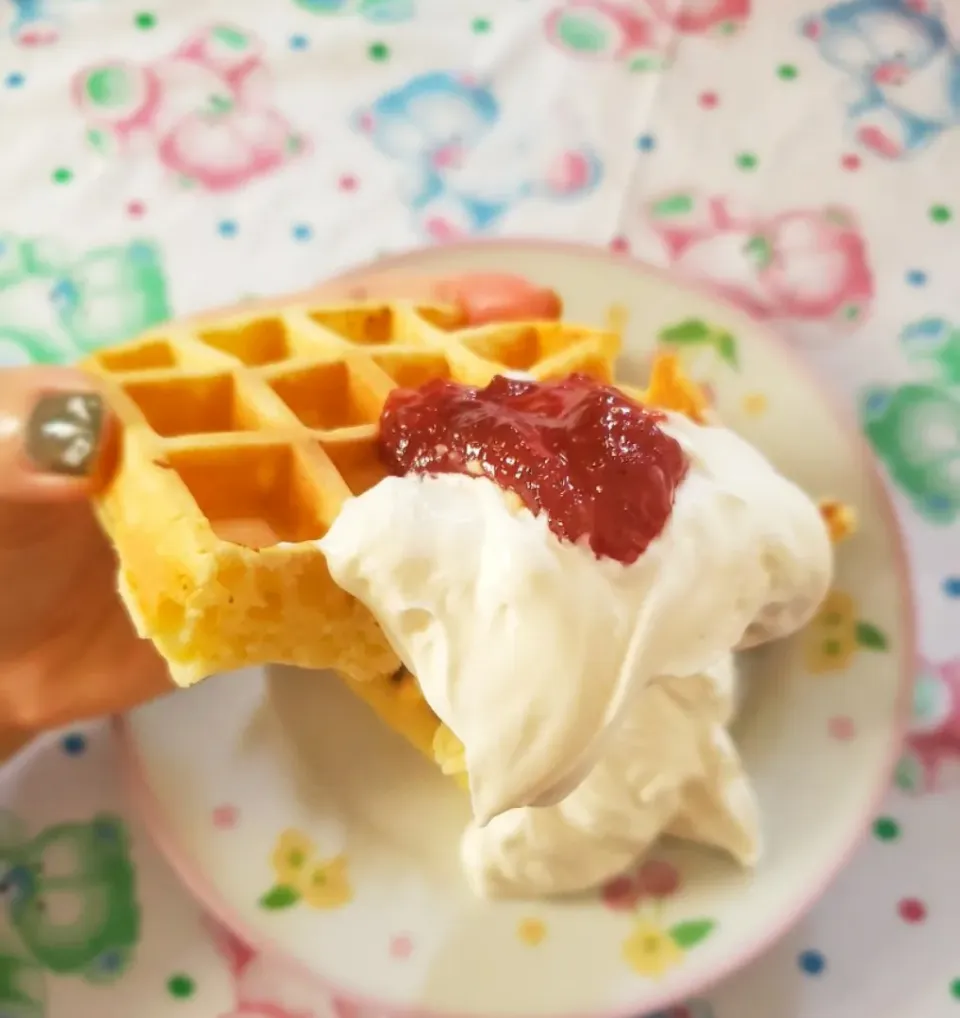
1,0,959,1015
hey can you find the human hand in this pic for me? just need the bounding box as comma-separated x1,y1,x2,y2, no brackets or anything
0,272,560,742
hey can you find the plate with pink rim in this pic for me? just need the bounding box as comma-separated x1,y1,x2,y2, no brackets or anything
118,241,912,1018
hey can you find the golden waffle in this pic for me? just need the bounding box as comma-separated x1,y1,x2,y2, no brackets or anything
83,299,621,689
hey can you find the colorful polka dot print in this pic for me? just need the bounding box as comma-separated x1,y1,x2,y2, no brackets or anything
799,950,826,976
873,817,901,842
166,974,196,999
60,732,87,756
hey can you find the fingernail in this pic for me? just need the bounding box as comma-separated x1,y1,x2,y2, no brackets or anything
25,392,105,476
450,278,563,325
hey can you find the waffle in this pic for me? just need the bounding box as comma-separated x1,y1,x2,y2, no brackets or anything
83,299,621,690
86,297,851,791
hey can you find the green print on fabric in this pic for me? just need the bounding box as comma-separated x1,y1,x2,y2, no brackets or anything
900,318,960,388
862,316,960,524
294,0,415,21
861,383,960,524
0,954,45,1018
0,810,140,1016
0,236,170,366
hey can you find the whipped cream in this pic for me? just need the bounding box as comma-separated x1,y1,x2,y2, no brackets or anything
320,412,832,895
461,654,759,897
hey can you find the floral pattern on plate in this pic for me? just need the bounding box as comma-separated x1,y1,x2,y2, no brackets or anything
602,861,717,979
260,829,353,912
803,590,890,674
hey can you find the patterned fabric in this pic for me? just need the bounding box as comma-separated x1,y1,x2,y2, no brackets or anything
0,0,958,1014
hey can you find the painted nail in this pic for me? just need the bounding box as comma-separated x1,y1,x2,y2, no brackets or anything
439,276,563,324
24,392,105,476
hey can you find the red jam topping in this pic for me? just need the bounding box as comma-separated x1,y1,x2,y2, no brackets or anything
377,373,689,564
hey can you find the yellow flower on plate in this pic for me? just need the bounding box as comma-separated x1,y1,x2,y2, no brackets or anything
298,854,353,910
803,589,888,674
741,392,768,417
433,725,466,776
271,829,315,885
804,590,859,673
517,918,547,946
622,920,685,978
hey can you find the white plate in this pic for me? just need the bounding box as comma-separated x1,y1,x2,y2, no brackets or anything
120,242,912,1018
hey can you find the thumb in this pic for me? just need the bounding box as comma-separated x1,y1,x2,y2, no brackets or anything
0,367,117,503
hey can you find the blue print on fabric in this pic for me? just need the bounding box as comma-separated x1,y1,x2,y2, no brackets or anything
9,0,59,45
800,0,960,159
352,71,603,240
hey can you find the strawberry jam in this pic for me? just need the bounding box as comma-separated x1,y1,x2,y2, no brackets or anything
377,373,689,564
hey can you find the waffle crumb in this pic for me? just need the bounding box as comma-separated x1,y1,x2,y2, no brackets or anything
641,353,710,423
819,499,857,544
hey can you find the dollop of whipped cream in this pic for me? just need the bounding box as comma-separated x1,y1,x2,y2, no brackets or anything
461,653,758,897
320,412,832,896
